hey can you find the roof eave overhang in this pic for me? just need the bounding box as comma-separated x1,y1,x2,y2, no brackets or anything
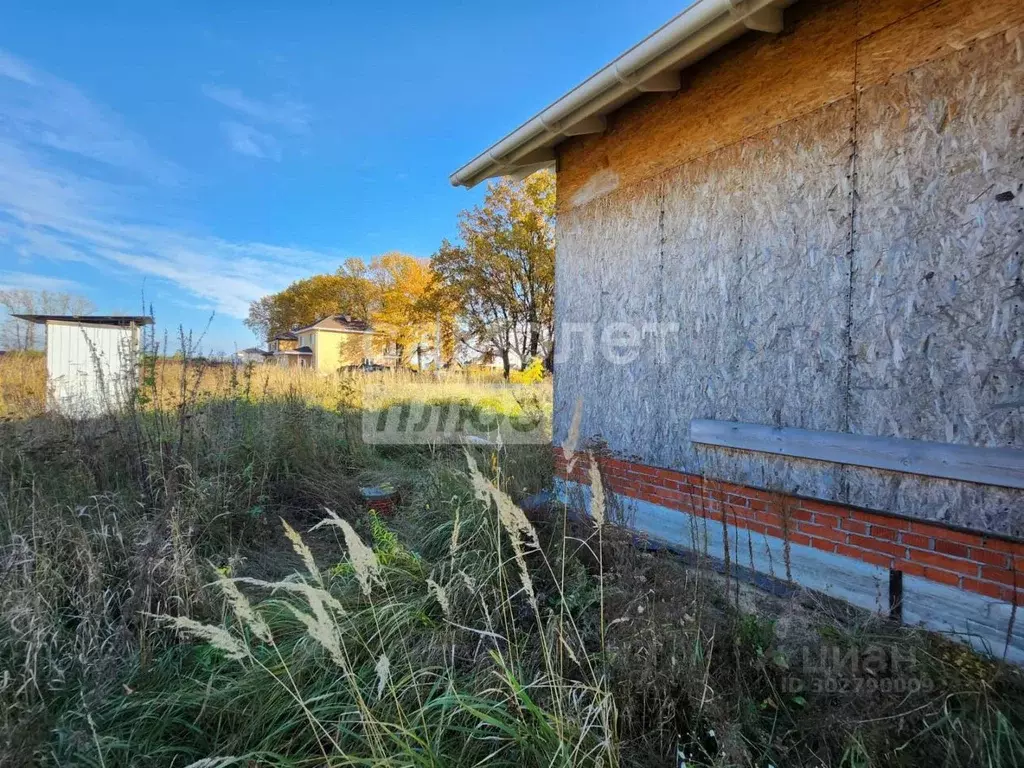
449,0,794,189
293,325,376,335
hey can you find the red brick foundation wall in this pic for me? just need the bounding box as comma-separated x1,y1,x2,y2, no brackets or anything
555,450,1024,605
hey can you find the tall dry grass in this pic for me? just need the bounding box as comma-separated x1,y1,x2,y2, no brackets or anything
1,352,1023,767
93,458,616,767
0,351,545,421
0,351,46,419
0,354,556,765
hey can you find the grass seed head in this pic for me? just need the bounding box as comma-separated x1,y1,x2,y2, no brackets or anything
217,577,272,643
587,452,606,528
234,577,346,617
313,508,380,597
464,451,492,505
426,577,452,620
158,615,247,661
450,507,461,555
465,452,538,602
375,653,391,699
281,518,322,586
285,603,346,670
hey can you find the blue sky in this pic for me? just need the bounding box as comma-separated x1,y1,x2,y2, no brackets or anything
1,0,681,353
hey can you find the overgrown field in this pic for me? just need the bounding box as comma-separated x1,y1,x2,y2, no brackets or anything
0,351,530,420
1,359,1022,767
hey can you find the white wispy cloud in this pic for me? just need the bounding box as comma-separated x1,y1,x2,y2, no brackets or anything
0,50,179,183
203,83,310,159
0,271,81,293
202,84,310,133
0,49,340,320
221,120,281,161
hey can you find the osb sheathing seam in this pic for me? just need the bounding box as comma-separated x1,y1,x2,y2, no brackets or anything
557,0,858,211
857,0,1024,88
855,0,936,40
553,3,1024,534
557,0,1024,211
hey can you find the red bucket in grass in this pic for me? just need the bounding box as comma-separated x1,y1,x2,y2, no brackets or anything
359,485,398,517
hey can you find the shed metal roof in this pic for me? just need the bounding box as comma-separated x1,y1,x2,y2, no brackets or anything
13,314,154,327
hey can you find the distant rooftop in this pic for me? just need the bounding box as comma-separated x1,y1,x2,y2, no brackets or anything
295,315,374,334
13,314,153,327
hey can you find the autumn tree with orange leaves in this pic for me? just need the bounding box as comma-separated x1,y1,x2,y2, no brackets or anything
432,170,555,378
245,172,553,376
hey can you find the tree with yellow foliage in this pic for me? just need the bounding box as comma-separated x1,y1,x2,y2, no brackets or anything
433,170,555,378
367,252,435,367
245,258,373,341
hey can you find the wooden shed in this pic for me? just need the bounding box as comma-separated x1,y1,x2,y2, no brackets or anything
13,314,153,417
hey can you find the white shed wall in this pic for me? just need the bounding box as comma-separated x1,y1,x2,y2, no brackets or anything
45,322,140,417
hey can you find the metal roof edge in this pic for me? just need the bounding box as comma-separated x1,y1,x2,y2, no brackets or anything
449,0,793,188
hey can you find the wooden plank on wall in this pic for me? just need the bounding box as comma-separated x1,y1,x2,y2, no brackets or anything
690,420,1024,489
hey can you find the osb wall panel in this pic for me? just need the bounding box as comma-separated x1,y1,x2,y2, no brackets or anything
556,0,857,210
553,0,1024,534
846,471,1024,538
660,101,854,498
653,134,749,471
851,30,1024,448
558,0,1024,211
848,28,1024,534
552,184,663,454
857,0,1024,88
556,102,856,502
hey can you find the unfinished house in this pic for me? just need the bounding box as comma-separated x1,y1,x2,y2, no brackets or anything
451,0,1024,661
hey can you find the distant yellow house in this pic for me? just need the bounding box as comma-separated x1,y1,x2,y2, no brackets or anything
274,315,396,372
